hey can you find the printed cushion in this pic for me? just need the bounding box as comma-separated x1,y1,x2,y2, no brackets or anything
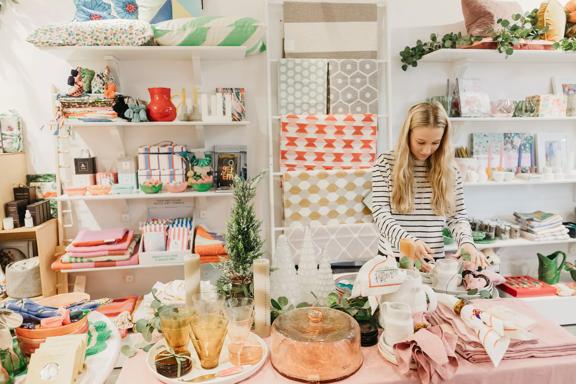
461,0,521,37
27,20,154,47
152,16,266,55
537,0,566,41
74,0,139,21
282,168,373,226
137,0,202,23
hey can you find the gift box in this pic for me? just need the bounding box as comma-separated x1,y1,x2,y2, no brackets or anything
73,151,96,175
137,169,186,184
526,95,567,117
26,200,51,227
96,171,118,186
4,200,28,227
13,186,37,205
137,143,187,171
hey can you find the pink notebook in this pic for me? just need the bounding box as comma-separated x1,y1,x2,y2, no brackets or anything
72,228,128,247
66,230,134,253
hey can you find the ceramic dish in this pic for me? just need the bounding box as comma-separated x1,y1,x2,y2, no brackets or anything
146,333,269,384
334,273,357,296
87,185,112,196
17,321,89,355
431,283,499,300
140,183,163,194
15,314,88,340
165,181,188,193
190,182,213,192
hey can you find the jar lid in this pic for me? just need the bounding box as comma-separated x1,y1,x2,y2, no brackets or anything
272,307,358,343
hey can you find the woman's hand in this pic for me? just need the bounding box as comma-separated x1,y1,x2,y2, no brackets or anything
413,239,434,272
457,243,488,269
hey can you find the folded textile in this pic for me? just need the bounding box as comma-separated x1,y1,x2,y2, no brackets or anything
521,225,568,236
66,230,134,253
67,249,130,258
521,231,570,242
513,211,563,227
428,299,576,365
51,250,139,271
72,228,128,247
61,239,136,263
194,226,227,257
394,325,459,384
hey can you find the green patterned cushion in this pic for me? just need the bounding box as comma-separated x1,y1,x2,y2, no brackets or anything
152,16,266,55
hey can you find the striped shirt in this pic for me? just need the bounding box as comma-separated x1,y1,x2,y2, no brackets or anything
372,152,473,258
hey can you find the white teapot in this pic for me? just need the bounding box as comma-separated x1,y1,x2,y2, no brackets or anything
378,270,437,315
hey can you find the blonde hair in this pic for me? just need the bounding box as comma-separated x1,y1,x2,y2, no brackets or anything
391,102,455,216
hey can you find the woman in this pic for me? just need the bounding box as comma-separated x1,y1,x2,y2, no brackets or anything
372,102,487,270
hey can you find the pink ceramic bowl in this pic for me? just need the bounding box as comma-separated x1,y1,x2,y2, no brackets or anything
87,185,112,196
165,182,188,193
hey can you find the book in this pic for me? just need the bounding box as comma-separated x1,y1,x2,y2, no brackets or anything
215,88,246,121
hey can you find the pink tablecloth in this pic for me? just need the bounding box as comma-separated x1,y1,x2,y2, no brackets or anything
117,343,576,384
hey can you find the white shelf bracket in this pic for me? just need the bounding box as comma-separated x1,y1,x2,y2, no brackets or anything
451,59,471,78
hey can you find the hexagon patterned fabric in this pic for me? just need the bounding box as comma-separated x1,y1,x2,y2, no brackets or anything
329,59,378,114
278,59,328,115
282,168,373,226
280,113,377,172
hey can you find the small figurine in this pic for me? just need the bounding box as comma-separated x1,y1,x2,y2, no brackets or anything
124,97,148,123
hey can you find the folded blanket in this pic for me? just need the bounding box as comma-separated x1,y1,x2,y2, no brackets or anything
66,230,134,253
61,239,137,263
194,226,227,257
52,250,139,271
72,228,128,247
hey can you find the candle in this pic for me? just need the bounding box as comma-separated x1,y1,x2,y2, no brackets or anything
184,254,201,308
516,143,522,174
530,141,535,173
498,143,504,171
486,143,493,180
253,258,271,338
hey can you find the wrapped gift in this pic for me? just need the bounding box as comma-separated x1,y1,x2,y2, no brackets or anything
137,142,187,171
137,169,186,184
526,95,567,117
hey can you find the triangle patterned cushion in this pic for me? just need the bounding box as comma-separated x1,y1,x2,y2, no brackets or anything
137,0,202,23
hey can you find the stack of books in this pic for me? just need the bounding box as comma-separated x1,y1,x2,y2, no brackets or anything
514,211,569,242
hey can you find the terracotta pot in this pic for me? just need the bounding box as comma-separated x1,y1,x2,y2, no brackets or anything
15,315,88,339
147,87,177,122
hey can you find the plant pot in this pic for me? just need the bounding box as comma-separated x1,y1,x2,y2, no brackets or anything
358,320,378,347
191,182,213,192
140,183,163,194
146,87,177,122
230,282,251,299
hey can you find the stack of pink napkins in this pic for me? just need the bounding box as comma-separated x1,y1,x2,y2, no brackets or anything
428,299,576,364
52,228,139,271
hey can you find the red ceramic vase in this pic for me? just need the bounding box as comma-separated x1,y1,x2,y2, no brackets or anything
147,87,177,122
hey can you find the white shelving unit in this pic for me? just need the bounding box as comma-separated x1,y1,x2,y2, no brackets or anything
44,45,252,287
265,0,392,259
421,48,576,324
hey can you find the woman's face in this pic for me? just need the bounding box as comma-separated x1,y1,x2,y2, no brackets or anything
409,126,444,161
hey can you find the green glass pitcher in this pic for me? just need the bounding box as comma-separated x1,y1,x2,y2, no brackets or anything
537,251,566,284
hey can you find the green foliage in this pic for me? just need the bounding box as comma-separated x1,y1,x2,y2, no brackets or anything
327,292,373,323
216,172,265,297
400,32,481,71
270,296,311,323
400,8,551,71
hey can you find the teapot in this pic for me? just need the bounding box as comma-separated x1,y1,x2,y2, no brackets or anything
378,270,437,315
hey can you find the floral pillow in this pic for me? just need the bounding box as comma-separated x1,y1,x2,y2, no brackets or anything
74,0,139,21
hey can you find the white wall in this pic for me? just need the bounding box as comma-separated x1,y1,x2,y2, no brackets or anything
2,0,575,294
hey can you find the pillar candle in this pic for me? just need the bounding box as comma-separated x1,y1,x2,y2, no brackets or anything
253,258,271,338
184,254,201,308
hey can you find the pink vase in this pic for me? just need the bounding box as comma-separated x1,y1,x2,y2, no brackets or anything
146,87,177,122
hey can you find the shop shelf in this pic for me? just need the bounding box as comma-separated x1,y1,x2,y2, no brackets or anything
450,117,576,122
445,238,576,252
499,290,576,325
38,46,247,61
421,48,576,63
64,120,250,127
57,190,233,201
463,179,576,187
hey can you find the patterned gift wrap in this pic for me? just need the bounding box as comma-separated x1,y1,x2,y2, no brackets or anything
137,144,187,171
137,169,186,184
280,114,377,171
282,168,372,226
278,59,328,115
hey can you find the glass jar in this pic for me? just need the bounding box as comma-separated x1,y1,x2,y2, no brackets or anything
270,307,362,382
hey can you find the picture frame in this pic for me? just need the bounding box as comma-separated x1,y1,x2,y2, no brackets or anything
536,133,569,174
552,77,576,95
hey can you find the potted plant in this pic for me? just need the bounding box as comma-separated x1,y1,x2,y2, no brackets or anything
216,173,265,298
327,292,378,347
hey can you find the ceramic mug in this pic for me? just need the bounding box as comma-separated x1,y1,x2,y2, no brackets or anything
431,259,462,292
379,302,414,346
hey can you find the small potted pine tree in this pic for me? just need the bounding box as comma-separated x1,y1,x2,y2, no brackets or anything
216,173,265,298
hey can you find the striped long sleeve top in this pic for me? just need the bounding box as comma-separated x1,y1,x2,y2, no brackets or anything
372,152,474,258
